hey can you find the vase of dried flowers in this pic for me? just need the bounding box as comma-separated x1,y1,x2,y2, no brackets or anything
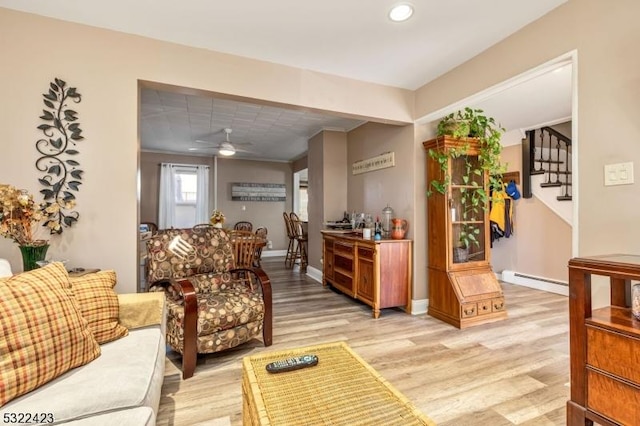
209,209,225,228
0,185,60,271
19,242,50,271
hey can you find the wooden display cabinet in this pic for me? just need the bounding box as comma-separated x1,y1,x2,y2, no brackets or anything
423,136,507,328
321,232,412,318
567,255,640,426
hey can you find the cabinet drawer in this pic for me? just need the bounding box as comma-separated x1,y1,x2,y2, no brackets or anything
461,303,477,318
587,369,640,425
334,255,353,272
324,239,334,250
587,326,640,384
477,300,492,315
334,242,354,256
333,271,353,293
357,246,374,260
492,297,505,312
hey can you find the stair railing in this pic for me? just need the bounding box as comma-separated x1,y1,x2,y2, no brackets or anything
522,126,572,201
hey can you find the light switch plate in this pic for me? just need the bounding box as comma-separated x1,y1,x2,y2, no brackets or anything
604,162,634,186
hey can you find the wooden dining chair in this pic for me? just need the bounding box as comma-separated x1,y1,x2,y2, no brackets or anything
192,223,214,231
254,226,268,267
234,221,253,232
229,230,259,268
229,230,262,289
140,222,158,234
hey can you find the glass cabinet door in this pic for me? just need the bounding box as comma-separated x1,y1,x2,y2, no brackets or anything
449,155,487,264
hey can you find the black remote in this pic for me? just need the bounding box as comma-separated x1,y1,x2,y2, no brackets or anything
265,354,319,373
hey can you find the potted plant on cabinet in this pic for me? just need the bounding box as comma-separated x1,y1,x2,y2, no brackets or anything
427,107,506,262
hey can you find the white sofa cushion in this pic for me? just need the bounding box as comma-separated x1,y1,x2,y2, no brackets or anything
0,326,165,424
0,259,11,278
60,407,155,426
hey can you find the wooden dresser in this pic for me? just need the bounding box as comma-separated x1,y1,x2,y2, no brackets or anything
567,255,640,425
321,231,412,318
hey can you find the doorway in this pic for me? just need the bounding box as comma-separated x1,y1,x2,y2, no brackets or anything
417,51,577,288
293,168,308,221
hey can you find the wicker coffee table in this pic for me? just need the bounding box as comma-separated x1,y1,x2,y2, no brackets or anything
242,341,435,425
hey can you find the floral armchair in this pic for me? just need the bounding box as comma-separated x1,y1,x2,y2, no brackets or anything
146,226,272,379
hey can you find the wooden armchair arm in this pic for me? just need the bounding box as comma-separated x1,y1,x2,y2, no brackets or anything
152,278,198,379
230,266,273,347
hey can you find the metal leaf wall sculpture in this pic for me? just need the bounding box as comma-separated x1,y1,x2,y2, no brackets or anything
35,78,83,234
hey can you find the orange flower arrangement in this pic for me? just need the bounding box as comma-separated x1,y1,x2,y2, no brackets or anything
0,184,68,246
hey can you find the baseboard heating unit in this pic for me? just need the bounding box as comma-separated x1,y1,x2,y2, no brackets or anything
500,270,568,296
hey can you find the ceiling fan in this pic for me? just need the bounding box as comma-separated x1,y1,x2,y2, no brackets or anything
190,128,251,156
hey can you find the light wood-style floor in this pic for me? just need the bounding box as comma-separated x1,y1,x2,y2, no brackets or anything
157,257,570,426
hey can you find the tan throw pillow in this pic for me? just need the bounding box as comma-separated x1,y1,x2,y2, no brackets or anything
0,262,101,407
69,270,129,344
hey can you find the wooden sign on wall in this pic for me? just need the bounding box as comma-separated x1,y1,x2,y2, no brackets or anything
231,182,286,201
352,152,395,175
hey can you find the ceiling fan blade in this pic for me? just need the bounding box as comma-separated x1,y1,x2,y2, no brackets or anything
187,146,217,151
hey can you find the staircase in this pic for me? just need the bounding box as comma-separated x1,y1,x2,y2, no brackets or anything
522,126,573,224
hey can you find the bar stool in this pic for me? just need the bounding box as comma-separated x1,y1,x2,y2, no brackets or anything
283,212,296,269
289,212,308,272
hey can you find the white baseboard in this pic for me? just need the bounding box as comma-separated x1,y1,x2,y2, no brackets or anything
411,299,428,315
501,270,568,296
306,266,322,283
261,250,287,258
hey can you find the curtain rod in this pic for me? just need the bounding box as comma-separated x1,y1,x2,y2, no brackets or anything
161,162,210,169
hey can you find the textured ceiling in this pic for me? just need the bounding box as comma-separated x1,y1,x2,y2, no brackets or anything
140,89,366,161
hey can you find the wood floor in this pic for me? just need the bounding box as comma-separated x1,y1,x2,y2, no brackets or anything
157,257,570,426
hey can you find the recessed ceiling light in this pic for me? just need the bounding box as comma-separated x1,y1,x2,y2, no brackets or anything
389,3,414,22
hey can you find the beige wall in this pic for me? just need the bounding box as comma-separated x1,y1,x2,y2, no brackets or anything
347,122,423,298
139,152,291,252
414,0,640,264
307,132,325,271
292,157,308,173
490,145,572,281
0,8,411,292
307,131,348,270
347,123,415,227
216,158,292,251
3,2,640,300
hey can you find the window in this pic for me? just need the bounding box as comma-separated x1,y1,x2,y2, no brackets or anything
175,169,197,203
159,163,209,229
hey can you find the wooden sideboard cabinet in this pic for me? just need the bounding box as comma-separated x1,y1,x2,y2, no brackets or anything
567,255,640,426
321,232,412,318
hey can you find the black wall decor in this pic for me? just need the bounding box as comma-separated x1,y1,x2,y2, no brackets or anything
36,78,83,234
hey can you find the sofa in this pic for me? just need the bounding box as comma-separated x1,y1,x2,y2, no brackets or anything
0,262,166,425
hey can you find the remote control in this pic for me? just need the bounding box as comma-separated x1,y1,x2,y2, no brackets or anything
265,354,318,373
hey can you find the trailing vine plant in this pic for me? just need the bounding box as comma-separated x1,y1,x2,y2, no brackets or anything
35,78,83,234
428,107,507,252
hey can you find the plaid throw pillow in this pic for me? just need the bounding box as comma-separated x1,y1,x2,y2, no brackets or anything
0,262,101,407
69,270,129,344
